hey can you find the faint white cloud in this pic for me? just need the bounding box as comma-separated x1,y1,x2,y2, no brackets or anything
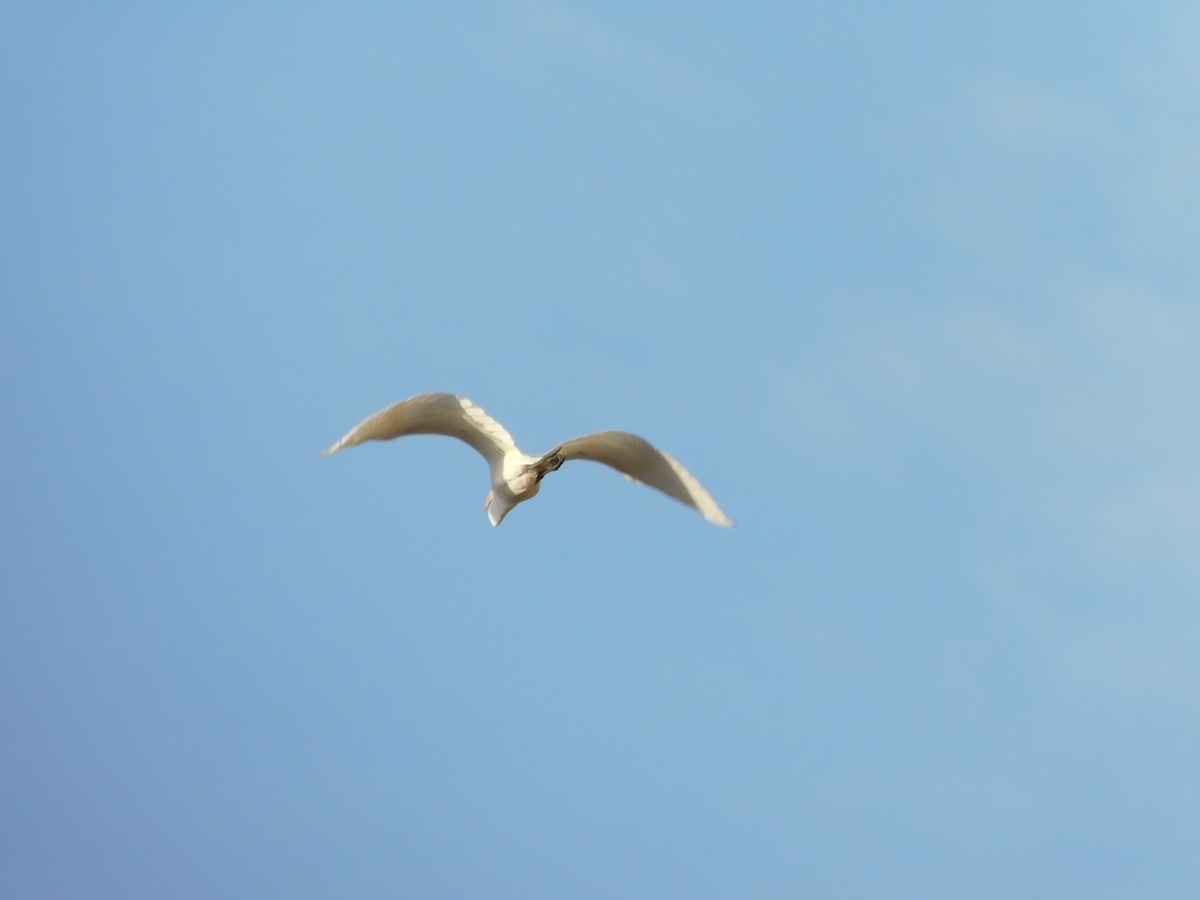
790,276,1200,560
772,13,1200,704
916,14,1200,279
778,278,1200,705
968,76,1110,152
511,0,742,114
1094,463,1200,577
825,10,1200,569
927,767,1046,829
982,562,1200,708
779,283,1200,710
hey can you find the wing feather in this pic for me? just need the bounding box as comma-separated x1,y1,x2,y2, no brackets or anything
555,431,734,527
321,393,518,465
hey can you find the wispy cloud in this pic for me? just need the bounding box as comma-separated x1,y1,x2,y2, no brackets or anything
983,561,1200,708
511,0,742,114
777,18,1200,705
968,76,1111,152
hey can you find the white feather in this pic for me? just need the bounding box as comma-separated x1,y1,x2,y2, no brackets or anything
323,392,733,528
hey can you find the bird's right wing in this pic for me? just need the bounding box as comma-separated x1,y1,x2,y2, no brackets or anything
555,431,734,527
321,393,518,465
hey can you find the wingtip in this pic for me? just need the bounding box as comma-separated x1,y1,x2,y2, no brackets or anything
319,437,347,458
703,507,735,528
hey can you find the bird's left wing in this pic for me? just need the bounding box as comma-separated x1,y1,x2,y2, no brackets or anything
554,431,734,527
321,393,518,466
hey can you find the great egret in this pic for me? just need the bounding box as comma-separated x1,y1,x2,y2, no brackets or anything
322,392,733,527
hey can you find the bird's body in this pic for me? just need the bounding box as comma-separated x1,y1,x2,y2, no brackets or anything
322,392,733,528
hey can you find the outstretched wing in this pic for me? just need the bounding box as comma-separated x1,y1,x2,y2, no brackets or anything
554,431,734,527
321,393,518,466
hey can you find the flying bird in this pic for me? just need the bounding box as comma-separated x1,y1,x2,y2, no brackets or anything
322,392,733,527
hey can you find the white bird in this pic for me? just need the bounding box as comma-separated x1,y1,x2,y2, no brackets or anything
322,392,733,528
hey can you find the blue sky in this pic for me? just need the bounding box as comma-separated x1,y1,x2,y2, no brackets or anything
4,2,1199,897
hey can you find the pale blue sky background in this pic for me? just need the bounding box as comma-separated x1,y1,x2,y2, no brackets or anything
4,2,1200,897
